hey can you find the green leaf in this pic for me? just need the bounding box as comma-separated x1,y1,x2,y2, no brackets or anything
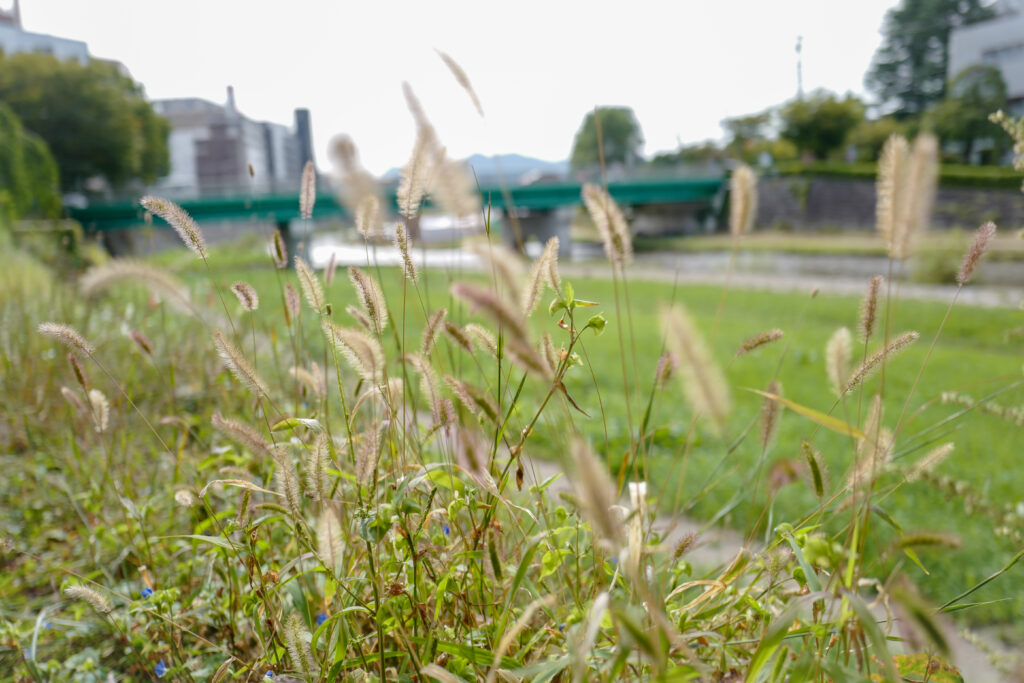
158,534,236,550
746,389,867,439
587,314,607,335
270,416,323,432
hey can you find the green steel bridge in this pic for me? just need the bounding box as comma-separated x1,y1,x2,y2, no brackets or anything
68,176,726,233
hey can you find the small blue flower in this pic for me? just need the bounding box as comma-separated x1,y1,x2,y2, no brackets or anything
140,587,153,599
155,660,167,678
265,671,275,678
316,612,327,627
610,557,618,565
443,524,450,536
43,621,52,629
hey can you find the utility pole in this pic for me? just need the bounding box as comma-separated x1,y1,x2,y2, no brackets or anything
796,35,804,100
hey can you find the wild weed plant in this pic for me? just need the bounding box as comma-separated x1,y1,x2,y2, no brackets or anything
3,72,1024,682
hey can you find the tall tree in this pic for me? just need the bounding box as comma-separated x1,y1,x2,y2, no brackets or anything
779,91,865,160
570,107,644,170
0,103,60,224
930,64,1008,163
866,0,994,117
0,52,169,191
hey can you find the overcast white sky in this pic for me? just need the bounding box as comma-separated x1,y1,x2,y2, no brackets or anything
12,0,897,175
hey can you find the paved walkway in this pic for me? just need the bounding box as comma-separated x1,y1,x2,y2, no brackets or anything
567,251,1024,309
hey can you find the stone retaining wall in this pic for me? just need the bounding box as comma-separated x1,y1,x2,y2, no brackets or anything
758,176,1024,232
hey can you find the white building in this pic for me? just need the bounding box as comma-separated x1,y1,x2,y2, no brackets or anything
152,87,313,197
949,0,1024,114
0,0,89,63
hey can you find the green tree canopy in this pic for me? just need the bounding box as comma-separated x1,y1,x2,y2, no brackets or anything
866,0,994,117
779,91,866,160
929,64,1008,163
0,52,169,191
570,107,644,170
0,103,60,224
845,116,912,162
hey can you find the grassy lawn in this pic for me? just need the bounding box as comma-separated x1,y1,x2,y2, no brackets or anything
3,234,1022,680
151,238,1024,627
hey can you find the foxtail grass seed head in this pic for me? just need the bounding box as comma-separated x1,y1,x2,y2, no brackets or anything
729,164,757,236
437,50,484,117
324,252,338,286
317,509,344,570
299,160,316,219
212,330,269,397
64,585,113,614
582,183,632,267
504,337,552,379
908,443,955,482
67,352,89,390
541,332,559,375
421,308,447,355
283,613,315,676
410,353,445,426
432,157,481,218
394,222,418,282
452,282,528,343
894,132,938,259
230,281,259,312
284,283,300,326
402,81,431,132
801,440,827,499
397,128,436,219
140,196,207,259
323,320,385,384
87,389,109,433
844,332,919,395
305,433,330,501
957,221,996,286
271,229,288,269
212,413,272,458
825,327,852,396
736,328,783,356
274,448,302,520
467,241,523,296
61,386,84,413
655,351,678,386
80,260,192,314
355,426,380,485
39,322,94,356
444,321,474,353
355,194,381,239
571,439,623,547
859,276,883,342
295,256,325,313
349,266,387,334
876,134,909,252
345,304,372,332
290,365,326,398
759,381,783,450
660,306,731,434
174,489,197,507
522,237,561,316
128,329,154,356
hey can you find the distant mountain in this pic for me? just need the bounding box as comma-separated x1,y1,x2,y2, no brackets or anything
382,153,568,185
